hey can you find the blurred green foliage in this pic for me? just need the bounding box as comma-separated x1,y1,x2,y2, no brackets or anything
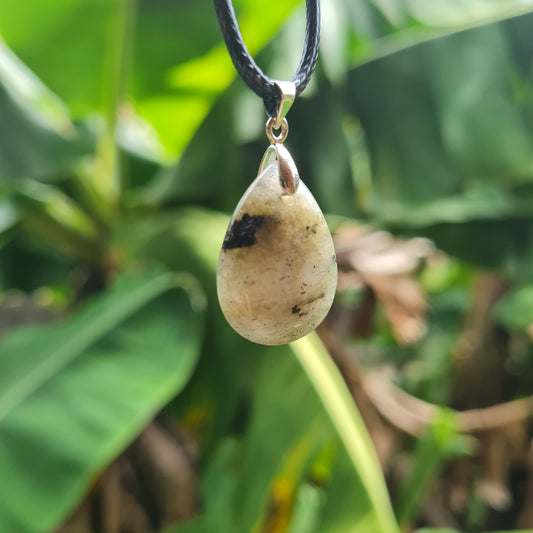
1,0,533,532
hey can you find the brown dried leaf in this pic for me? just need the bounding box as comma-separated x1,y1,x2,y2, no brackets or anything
56,418,197,533
333,223,431,345
365,274,427,345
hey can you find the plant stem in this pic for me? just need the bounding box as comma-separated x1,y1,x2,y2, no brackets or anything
94,0,137,217
291,333,400,533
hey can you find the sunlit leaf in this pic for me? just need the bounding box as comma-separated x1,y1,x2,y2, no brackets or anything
0,0,118,116
135,0,301,156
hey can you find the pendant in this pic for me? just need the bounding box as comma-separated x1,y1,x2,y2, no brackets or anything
216,83,337,345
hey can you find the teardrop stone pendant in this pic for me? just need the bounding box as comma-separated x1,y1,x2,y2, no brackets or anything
216,143,337,345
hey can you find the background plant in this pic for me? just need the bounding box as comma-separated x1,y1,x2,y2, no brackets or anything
1,1,533,532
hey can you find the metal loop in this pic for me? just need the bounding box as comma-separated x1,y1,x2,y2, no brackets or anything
266,117,289,144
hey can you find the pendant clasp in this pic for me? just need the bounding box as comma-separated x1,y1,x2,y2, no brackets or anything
262,81,299,195
265,80,296,144
273,81,296,130
258,142,299,195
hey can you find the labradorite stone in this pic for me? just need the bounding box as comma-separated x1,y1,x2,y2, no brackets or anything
217,163,337,345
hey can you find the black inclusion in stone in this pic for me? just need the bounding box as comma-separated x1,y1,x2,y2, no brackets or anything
222,213,268,250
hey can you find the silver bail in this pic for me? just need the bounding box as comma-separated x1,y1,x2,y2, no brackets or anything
273,81,296,130
258,143,300,195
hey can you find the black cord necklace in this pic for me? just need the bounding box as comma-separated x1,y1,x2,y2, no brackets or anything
213,0,320,117
214,0,337,346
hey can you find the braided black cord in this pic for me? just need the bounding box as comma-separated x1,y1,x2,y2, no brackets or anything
213,0,320,118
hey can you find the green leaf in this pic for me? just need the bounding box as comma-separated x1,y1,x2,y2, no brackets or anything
403,0,533,28
162,439,241,533
0,271,205,533
287,483,325,533
347,14,533,230
0,41,70,130
0,42,90,181
394,409,471,525
0,0,118,116
9,179,103,262
344,0,533,66
416,530,533,533
416,530,460,533
0,199,18,235
495,284,533,330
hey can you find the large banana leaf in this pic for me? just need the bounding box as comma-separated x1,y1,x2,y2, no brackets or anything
0,271,205,533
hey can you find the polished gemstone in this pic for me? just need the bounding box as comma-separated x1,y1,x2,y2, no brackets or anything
217,162,337,345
